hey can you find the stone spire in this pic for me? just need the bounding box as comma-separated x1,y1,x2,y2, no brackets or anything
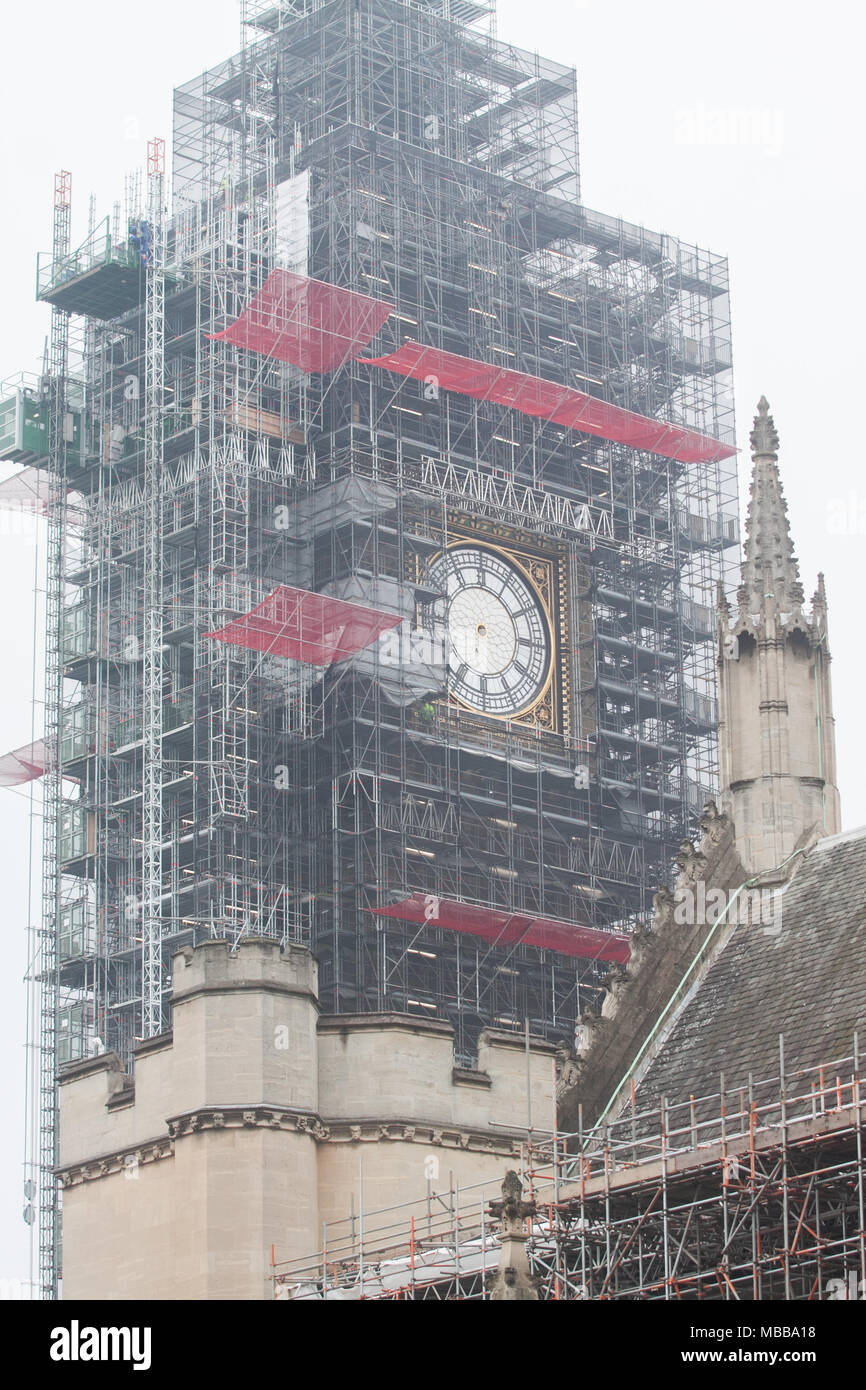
737,398,805,618
716,398,841,874
748,393,779,456
811,571,828,637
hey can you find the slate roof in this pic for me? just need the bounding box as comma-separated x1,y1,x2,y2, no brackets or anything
631,825,866,1118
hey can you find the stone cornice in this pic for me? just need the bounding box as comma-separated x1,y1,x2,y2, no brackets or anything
58,1051,125,1085
57,1104,525,1184
59,1136,173,1188
167,1104,329,1141
169,1104,524,1153
317,1011,454,1038
322,1119,521,1155
480,1028,559,1055
172,979,320,1008
134,1031,174,1058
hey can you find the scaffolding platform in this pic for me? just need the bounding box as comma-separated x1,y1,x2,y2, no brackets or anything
372,894,631,964
36,218,146,319
204,584,402,664
209,270,393,372
38,256,144,319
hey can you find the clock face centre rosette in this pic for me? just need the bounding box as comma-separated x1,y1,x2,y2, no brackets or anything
426,544,551,717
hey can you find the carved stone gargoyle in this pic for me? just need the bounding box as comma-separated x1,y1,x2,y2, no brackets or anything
554,1038,581,1097
486,1170,540,1301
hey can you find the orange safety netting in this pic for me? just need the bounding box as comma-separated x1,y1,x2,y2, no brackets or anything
208,270,393,373
204,585,402,666
359,341,736,465
372,893,631,964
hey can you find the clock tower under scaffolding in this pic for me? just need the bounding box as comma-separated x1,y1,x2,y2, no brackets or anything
0,0,739,1295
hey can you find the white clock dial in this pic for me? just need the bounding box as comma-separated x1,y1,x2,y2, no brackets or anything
426,545,551,716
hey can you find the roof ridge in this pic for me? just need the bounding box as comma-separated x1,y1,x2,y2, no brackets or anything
812,823,866,852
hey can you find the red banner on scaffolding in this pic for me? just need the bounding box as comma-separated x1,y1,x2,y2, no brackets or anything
208,271,393,373
359,341,736,465
371,893,631,964
204,585,402,666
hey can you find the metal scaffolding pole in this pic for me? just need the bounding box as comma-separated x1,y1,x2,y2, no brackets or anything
141,138,166,1038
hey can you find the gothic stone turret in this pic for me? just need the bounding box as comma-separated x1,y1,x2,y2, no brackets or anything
716,398,841,875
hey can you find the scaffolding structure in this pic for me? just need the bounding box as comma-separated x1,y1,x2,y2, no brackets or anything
3,0,741,1292
36,170,72,1302
270,1041,866,1301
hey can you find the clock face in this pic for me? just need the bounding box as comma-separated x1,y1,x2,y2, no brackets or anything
427,545,551,716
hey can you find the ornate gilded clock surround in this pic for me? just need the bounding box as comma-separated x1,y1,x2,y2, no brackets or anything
418,511,573,738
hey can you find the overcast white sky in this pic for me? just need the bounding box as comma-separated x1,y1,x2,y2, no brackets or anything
0,0,863,1292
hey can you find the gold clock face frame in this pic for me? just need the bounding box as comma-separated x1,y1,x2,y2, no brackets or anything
426,542,555,720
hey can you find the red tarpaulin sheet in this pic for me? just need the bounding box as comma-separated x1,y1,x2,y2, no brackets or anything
0,467,85,522
372,893,631,964
208,271,393,373
359,342,736,465
0,739,48,788
204,585,402,665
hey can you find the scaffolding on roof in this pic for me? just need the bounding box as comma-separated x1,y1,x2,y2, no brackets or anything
270,1040,866,1301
